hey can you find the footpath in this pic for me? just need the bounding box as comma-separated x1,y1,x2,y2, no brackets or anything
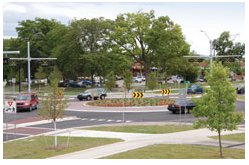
48,124,245,159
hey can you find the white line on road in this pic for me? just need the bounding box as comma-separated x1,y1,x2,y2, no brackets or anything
107,120,114,122
97,119,105,121
125,120,132,123
81,118,88,121
116,120,122,122
89,119,96,121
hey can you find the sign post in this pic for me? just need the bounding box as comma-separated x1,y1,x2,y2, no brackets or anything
4,100,17,141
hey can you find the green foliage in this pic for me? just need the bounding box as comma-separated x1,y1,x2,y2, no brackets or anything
192,62,243,157
160,58,198,82
147,72,158,90
35,66,47,80
213,31,245,56
105,71,116,91
39,66,66,121
224,61,244,75
15,68,25,83
122,70,133,91
192,62,243,131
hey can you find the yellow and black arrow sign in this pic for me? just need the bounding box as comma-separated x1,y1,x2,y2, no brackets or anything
133,92,144,98
161,89,171,95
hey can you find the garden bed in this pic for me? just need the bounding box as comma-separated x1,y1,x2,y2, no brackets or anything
87,98,175,107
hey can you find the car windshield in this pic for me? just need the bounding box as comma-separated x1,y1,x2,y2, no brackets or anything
16,95,31,100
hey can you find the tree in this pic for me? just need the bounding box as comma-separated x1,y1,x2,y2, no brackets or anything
147,72,158,90
122,70,133,93
111,11,190,83
35,66,47,91
105,71,116,91
213,31,245,57
16,18,64,79
38,66,66,148
192,62,243,158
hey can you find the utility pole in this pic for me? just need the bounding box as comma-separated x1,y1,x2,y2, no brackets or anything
9,41,57,93
201,30,213,71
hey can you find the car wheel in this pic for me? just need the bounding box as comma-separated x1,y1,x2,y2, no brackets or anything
172,111,176,114
100,95,105,100
87,96,91,101
78,98,83,101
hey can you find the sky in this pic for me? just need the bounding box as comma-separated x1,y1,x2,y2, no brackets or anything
2,1,245,55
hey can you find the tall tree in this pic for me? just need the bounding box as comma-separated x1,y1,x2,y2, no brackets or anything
213,31,245,57
111,10,190,81
192,62,243,158
38,66,66,148
16,18,64,79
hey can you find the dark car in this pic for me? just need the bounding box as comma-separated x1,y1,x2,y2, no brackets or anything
68,81,86,88
236,86,245,94
80,80,92,86
77,88,107,101
15,93,39,112
168,99,195,114
187,84,203,94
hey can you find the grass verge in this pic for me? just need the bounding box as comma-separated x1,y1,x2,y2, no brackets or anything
3,136,122,159
209,133,245,143
83,124,194,134
237,95,245,101
103,144,245,159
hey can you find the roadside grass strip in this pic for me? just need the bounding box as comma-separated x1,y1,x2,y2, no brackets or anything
103,144,245,159
209,133,245,143
3,136,122,159
82,124,194,134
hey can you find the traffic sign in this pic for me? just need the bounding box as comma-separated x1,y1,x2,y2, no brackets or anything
161,89,170,95
133,92,144,98
4,100,17,113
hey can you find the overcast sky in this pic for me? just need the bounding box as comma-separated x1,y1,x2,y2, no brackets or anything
3,2,245,55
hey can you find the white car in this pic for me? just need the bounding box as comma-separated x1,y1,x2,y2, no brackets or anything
133,77,143,83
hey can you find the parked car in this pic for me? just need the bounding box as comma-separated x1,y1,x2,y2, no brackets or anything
77,88,107,101
15,93,39,112
236,85,245,94
168,99,195,114
68,81,86,88
187,84,204,94
133,77,143,83
77,80,92,87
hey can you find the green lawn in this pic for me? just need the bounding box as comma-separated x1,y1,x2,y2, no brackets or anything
103,144,245,159
3,136,122,159
83,124,194,134
209,133,245,143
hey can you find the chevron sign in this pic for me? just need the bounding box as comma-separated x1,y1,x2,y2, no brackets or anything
161,89,171,95
133,92,144,98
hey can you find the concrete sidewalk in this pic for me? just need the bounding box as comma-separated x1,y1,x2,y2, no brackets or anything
49,125,245,159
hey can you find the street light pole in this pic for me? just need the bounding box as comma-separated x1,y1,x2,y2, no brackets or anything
27,41,31,93
201,30,213,72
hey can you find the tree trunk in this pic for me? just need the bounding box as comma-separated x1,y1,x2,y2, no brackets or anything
218,129,223,158
53,120,57,148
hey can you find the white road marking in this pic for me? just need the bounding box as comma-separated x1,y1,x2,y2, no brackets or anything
125,120,132,123
116,120,122,122
107,120,114,122
89,119,96,121
97,119,105,121
81,118,88,120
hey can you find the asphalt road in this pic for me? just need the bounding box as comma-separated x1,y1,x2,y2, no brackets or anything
3,100,245,142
